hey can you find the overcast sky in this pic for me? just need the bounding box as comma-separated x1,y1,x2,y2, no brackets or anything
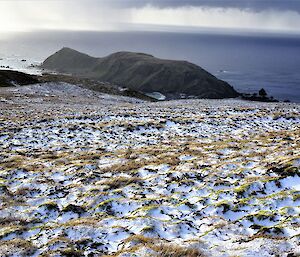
1,0,300,34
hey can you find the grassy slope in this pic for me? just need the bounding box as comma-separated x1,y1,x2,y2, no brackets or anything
0,90,299,256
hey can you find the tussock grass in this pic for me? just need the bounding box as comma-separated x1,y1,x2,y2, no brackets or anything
99,176,142,190
63,217,100,227
0,238,37,256
117,235,205,257
61,248,84,257
151,243,205,257
14,186,32,196
0,155,25,169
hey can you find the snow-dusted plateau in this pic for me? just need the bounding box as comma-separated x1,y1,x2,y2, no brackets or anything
0,83,299,257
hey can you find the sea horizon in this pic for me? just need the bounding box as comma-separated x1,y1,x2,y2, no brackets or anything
1,29,300,102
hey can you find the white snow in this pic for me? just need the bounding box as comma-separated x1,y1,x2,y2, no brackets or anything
0,92,299,256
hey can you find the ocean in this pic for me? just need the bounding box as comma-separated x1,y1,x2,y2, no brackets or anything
0,30,299,102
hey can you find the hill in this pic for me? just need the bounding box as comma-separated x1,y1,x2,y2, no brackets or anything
0,69,157,102
0,70,39,87
42,47,239,99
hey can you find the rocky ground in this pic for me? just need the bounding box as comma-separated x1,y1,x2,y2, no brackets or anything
0,83,299,257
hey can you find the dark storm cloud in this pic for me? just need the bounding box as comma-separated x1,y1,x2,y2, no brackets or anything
1,0,300,33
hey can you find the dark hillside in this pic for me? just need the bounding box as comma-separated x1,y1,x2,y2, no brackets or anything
0,70,39,87
42,48,239,99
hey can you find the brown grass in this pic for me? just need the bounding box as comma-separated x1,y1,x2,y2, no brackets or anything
63,217,100,227
0,155,25,169
0,216,34,226
151,243,205,257
99,176,142,190
105,235,206,257
61,248,84,257
102,160,147,173
0,238,37,256
15,186,31,196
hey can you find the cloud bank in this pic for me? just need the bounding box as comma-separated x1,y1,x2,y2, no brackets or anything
131,5,300,33
0,0,300,34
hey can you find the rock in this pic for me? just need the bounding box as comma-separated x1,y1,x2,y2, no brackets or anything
42,47,239,100
241,93,279,102
259,88,267,97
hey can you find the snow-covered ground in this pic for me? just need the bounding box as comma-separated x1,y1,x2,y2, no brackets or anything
0,84,299,256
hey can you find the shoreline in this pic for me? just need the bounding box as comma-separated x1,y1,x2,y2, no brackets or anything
0,68,298,104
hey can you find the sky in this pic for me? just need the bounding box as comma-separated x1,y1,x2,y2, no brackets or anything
1,0,300,34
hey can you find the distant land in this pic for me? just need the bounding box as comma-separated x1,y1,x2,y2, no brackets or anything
1,31,299,102
42,47,239,100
